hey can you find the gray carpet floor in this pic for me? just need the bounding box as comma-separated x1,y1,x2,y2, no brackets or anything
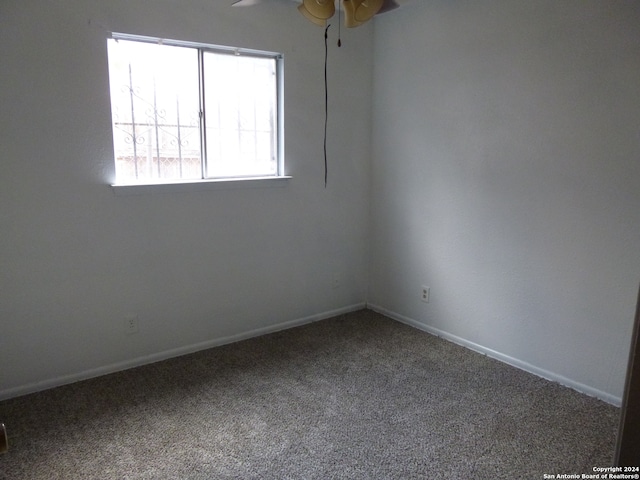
0,309,620,479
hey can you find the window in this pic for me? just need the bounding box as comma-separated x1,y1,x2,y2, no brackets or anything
106,34,283,185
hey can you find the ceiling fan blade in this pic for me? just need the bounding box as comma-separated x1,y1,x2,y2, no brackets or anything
377,0,400,14
232,0,301,5
231,0,410,23
232,0,267,6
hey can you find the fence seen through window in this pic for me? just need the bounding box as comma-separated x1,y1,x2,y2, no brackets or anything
107,36,282,183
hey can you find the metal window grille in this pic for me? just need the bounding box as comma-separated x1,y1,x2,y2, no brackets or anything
107,35,282,183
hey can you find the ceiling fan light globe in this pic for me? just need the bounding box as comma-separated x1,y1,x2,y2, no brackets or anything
354,0,384,22
343,0,364,28
299,0,336,25
298,3,329,26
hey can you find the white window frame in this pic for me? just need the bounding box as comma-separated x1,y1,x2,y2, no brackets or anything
107,33,288,194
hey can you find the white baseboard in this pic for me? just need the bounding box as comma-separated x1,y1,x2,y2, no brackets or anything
0,303,366,401
367,303,622,407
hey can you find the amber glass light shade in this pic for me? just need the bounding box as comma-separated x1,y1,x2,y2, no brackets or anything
354,0,384,22
343,0,384,27
343,0,363,27
298,0,336,26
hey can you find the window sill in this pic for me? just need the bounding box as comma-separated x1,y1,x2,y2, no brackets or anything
111,176,292,196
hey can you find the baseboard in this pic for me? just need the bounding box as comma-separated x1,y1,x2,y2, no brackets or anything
0,303,366,401
367,303,622,407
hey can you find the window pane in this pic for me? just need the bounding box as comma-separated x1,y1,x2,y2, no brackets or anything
107,39,201,182
203,53,278,178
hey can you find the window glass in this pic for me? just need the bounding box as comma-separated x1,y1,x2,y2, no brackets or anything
203,52,278,178
106,36,282,184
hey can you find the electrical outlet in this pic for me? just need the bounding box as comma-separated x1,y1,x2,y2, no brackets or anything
124,314,139,335
421,286,430,303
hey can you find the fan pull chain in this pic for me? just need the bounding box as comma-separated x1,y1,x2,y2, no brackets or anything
324,24,330,187
337,6,342,47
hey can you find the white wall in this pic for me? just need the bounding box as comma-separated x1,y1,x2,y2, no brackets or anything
2,0,638,406
0,0,372,398
370,0,640,404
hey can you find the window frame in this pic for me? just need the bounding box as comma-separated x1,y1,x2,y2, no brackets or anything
108,33,287,192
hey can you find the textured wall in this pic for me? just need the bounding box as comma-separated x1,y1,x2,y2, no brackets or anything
3,0,638,405
370,0,640,403
0,0,372,398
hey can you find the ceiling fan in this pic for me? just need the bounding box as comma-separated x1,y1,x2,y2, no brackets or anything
232,0,409,187
232,0,408,28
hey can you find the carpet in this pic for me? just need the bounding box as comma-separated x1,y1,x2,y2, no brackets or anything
0,309,619,479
